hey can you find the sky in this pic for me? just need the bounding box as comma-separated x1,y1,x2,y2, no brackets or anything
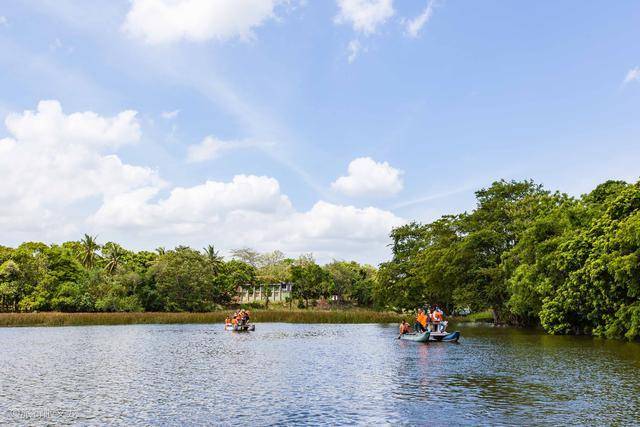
0,0,639,264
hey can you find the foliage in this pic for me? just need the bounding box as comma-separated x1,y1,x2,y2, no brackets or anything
0,239,376,314
377,179,640,340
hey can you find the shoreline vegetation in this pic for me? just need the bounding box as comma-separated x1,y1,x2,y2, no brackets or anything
2,179,640,340
0,309,494,328
0,309,407,327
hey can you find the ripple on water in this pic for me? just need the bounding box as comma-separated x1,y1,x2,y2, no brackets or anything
0,323,639,425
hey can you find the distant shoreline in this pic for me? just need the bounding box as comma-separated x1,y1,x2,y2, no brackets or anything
0,309,412,327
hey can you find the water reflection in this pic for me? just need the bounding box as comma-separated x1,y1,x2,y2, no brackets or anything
0,323,639,425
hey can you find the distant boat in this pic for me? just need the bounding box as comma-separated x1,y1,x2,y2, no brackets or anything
399,330,430,342
224,324,255,332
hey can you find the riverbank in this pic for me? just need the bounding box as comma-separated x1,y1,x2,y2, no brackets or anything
0,309,406,327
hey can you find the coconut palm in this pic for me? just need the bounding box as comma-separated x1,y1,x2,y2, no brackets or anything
79,234,100,269
103,243,126,275
203,244,224,274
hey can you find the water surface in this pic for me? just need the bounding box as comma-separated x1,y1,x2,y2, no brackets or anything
1,323,639,425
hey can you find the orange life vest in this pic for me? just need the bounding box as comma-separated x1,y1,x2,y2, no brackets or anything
417,313,427,327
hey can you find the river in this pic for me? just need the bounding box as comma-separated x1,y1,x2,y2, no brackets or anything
1,322,639,425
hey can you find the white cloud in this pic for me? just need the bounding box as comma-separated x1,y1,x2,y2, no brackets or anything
186,136,267,162
122,0,282,45
0,16,8,26
161,109,180,119
0,101,403,263
405,0,435,38
334,0,395,35
90,175,404,262
0,100,162,237
90,175,293,229
347,39,362,63
623,67,640,85
332,157,403,197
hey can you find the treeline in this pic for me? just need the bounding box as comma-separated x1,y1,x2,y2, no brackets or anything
0,239,376,313
375,179,640,340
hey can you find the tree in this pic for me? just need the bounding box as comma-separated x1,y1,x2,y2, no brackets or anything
103,242,127,275
45,245,92,312
216,260,257,305
291,260,331,308
0,260,20,311
151,247,216,312
203,244,224,274
231,247,260,267
79,234,101,269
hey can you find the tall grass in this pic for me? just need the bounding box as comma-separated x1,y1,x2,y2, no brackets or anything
452,310,494,323
0,309,405,327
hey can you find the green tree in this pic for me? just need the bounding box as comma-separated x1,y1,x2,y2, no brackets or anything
203,244,224,274
151,247,217,311
291,260,331,308
79,234,101,269
103,242,127,274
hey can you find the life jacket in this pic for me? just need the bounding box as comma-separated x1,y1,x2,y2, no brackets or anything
417,313,427,327
433,311,443,322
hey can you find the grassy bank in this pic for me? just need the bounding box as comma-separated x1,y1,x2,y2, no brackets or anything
0,309,405,327
452,310,495,323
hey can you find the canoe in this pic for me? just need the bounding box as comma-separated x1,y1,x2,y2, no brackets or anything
399,330,430,343
428,331,460,342
224,324,255,332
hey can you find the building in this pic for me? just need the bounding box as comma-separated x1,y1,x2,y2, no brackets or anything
238,283,293,303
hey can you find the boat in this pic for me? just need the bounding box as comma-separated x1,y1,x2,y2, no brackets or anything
399,330,430,343
224,323,255,332
428,330,460,342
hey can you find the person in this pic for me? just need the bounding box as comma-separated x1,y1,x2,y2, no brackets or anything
414,309,427,333
399,319,411,335
432,306,443,332
426,308,433,331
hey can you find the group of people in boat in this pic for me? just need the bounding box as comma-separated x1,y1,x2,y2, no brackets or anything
399,306,446,335
225,309,251,328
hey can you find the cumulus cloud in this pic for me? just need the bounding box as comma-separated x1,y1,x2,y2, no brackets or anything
0,101,404,263
91,175,404,261
334,0,394,35
405,0,435,38
332,157,403,197
122,0,282,44
623,67,640,85
0,100,162,237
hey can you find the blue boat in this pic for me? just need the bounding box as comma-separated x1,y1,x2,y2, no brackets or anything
399,330,430,343
428,330,460,342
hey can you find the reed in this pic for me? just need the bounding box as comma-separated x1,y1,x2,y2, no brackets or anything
0,309,405,327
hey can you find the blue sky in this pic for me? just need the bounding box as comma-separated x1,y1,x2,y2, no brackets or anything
1,0,639,263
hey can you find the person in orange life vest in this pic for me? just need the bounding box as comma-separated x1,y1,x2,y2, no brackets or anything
432,307,443,331
414,309,427,333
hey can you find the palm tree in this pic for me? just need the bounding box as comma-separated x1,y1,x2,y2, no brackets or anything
79,234,100,269
103,243,126,275
155,247,166,256
203,244,224,274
